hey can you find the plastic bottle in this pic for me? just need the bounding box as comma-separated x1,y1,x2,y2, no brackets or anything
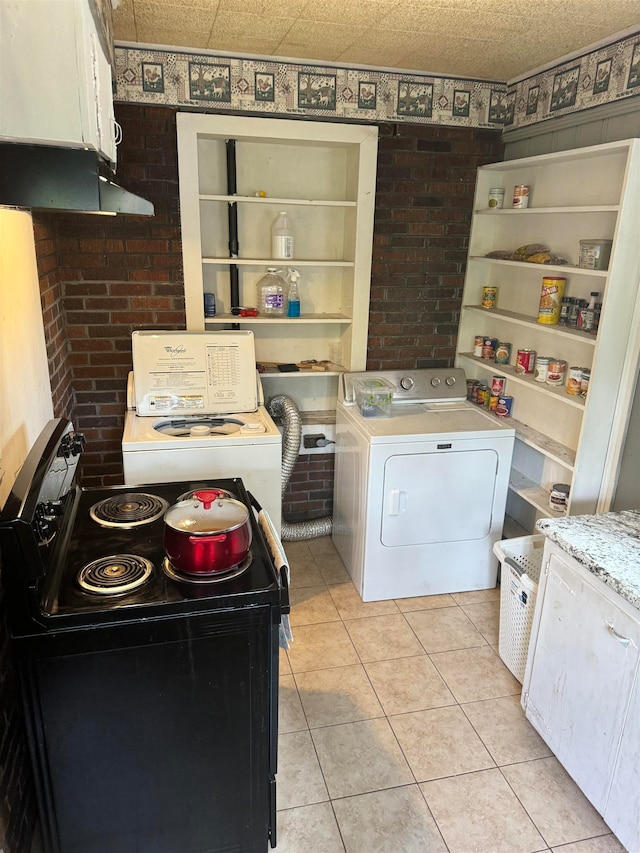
287,269,301,317
271,211,294,260
257,268,287,316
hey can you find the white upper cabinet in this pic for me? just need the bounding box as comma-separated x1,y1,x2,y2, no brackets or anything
456,140,640,533
177,113,378,411
0,0,117,165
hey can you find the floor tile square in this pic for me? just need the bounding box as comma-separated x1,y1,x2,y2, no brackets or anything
501,757,611,848
311,718,413,799
460,599,500,645
279,674,308,734
389,705,494,781
274,802,345,852
430,645,521,703
316,552,352,584
333,785,447,853
451,587,500,605
289,584,341,627
329,582,399,620
288,553,326,588
307,536,337,556
364,654,455,716
549,835,627,852
287,622,360,673
461,694,552,765
394,593,457,612
295,664,384,728
421,768,546,853
277,730,329,810
405,606,487,653
344,613,424,662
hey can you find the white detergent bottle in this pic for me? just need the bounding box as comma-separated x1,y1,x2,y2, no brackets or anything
271,211,294,260
287,269,301,317
257,268,287,315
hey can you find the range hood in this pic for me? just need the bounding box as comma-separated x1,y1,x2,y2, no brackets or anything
0,143,154,216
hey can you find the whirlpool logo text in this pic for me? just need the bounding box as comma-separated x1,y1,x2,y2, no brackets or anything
164,346,187,356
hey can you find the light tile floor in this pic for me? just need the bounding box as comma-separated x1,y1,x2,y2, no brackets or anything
275,536,628,853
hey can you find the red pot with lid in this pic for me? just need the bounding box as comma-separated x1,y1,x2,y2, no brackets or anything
164,489,252,575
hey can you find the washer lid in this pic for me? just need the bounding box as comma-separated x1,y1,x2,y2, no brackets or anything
131,330,258,416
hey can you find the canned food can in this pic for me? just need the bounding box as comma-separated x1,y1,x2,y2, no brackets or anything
546,359,567,385
466,379,480,400
489,394,499,412
580,369,590,398
488,188,505,209
512,185,530,209
567,366,583,395
516,348,536,374
549,483,570,514
482,337,498,360
579,239,612,271
491,375,507,396
496,396,513,417
473,335,484,357
534,356,550,382
481,287,498,309
494,342,512,364
476,384,489,406
204,292,217,317
537,277,566,325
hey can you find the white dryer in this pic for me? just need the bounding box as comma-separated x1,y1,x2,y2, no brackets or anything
332,368,515,601
122,330,282,532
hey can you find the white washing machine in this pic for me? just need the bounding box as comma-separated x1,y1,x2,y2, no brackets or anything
122,330,282,532
332,368,515,601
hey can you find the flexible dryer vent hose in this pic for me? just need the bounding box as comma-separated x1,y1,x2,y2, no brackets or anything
267,395,333,542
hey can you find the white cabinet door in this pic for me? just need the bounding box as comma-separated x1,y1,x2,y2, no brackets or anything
524,550,640,812
604,656,640,853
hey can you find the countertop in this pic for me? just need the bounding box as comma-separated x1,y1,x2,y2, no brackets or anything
536,510,640,611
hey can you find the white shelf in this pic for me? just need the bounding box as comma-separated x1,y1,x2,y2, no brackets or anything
204,313,352,324
458,353,586,410
463,305,598,345
511,418,576,470
202,257,355,268
509,469,554,516
475,205,619,215
200,194,357,208
468,257,609,278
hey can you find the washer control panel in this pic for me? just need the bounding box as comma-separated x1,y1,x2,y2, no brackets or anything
342,368,467,405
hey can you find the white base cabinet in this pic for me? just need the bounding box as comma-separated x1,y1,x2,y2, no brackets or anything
523,541,640,852
456,140,640,533
177,113,378,412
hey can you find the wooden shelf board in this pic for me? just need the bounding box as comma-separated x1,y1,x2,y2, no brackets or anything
464,305,597,345
468,257,609,277
511,418,576,469
202,257,354,267
458,353,586,410
509,469,556,516
475,205,619,215
200,194,357,207
204,313,351,324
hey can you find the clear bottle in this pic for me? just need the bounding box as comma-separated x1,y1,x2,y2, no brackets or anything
271,211,294,260
257,268,287,316
287,268,301,318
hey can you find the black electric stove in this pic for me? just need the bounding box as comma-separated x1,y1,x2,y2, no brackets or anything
0,419,288,853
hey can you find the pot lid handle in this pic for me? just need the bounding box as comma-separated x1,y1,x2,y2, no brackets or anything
193,489,224,510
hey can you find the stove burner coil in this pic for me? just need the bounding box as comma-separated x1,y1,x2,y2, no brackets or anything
90,493,169,528
163,553,252,584
77,555,154,595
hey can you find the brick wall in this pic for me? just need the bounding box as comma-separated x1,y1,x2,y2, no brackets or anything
33,105,185,487
283,454,334,521
368,124,503,370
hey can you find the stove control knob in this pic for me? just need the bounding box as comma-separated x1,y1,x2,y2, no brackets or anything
400,376,414,391
58,435,73,458
42,500,63,519
71,433,86,456
430,377,441,388
445,376,457,387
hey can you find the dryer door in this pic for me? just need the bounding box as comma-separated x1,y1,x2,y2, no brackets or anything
381,449,498,547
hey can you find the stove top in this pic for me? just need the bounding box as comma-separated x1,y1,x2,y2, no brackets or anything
0,420,284,634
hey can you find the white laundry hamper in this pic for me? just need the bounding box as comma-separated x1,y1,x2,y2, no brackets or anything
493,535,545,683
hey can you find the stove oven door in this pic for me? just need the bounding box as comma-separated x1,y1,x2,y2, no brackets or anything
17,606,277,853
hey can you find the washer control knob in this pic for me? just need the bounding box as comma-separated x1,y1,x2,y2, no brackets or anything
445,376,457,386
400,376,414,391
430,377,441,388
